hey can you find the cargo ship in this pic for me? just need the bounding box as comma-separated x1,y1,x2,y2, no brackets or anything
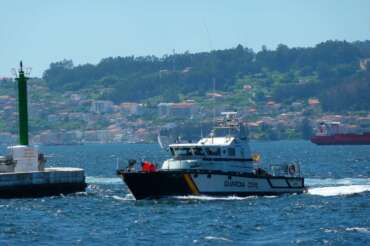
310,121,370,145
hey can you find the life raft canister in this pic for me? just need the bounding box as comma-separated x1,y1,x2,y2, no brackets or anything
141,161,156,172
288,164,296,175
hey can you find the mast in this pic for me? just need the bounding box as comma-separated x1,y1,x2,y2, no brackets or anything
15,61,29,145
212,77,216,125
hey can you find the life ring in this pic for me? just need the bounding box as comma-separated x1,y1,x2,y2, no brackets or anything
288,165,296,175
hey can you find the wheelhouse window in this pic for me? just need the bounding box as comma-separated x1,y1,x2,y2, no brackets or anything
172,147,192,157
205,147,221,156
193,147,205,156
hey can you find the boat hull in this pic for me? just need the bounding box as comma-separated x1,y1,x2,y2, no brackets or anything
311,133,370,145
118,170,305,200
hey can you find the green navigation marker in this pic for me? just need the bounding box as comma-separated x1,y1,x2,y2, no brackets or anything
15,61,29,145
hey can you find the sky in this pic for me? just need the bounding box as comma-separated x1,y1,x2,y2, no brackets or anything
1,0,370,77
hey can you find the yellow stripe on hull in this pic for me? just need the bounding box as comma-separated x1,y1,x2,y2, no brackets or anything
183,174,199,195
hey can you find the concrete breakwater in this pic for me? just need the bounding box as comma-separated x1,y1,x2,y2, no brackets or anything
0,167,86,198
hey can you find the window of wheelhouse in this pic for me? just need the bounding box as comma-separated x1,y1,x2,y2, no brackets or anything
205,147,221,156
193,147,205,156
172,147,192,157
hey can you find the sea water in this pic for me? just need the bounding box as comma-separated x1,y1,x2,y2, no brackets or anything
0,141,369,245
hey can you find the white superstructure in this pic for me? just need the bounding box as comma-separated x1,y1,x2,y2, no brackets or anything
162,112,255,173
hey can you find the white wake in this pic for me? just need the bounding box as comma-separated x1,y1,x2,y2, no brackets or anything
173,195,258,201
308,185,370,197
86,176,122,185
111,194,135,201
306,178,370,197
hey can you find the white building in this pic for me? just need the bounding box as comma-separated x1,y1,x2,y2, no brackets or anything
90,100,114,114
120,102,144,116
158,102,198,119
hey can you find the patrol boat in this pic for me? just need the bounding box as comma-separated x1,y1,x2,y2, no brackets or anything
117,112,305,200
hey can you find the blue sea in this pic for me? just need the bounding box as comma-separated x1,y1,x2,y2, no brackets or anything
0,141,370,245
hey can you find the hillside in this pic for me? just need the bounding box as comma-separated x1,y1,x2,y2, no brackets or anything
2,40,370,143
43,40,370,112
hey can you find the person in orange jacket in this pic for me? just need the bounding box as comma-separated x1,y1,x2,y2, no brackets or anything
141,161,156,172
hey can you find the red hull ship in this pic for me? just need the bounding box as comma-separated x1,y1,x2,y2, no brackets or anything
311,132,370,145
311,121,370,145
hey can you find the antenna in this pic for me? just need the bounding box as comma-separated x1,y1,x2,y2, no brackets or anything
203,18,217,130
212,77,216,126
202,18,213,51
13,61,32,77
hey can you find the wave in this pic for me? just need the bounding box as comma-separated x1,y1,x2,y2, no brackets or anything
306,178,370,197
172,195,257,201
345,227,370,234
305,178,370,187
308,185,370,197
204,236,233,242
323,227,370,234
86,176,122,185
111,194,135,201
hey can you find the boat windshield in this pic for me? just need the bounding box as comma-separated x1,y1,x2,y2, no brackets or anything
193,147,205,156
205,147,221,156
171,147,192,157
170,147,206,157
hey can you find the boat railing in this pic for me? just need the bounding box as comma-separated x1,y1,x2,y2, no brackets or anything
117,159,140,172
163,159,191,170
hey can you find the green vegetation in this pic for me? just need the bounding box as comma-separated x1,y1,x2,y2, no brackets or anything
43,40,370,113
2,41,370,142
0,79,16,97
0,119,6,130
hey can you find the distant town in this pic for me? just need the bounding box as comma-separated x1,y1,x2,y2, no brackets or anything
1,77,369,146
1,41,370,145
